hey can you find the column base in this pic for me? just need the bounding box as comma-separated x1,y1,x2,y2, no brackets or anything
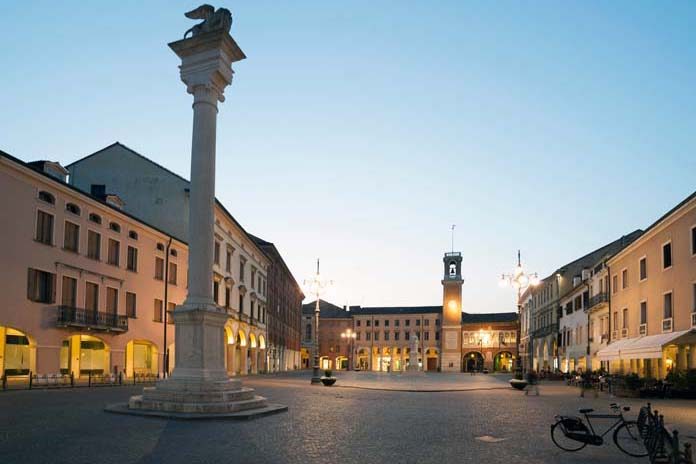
107,376,286,419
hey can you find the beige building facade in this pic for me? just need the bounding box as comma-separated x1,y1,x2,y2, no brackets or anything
0,149,271,380
599,191,696,378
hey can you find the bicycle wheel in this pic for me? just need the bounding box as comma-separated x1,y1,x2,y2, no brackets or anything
613,421,648,457
551,421,587,452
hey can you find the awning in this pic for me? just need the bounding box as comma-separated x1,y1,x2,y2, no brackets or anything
596,329,696,361
596,338,635,361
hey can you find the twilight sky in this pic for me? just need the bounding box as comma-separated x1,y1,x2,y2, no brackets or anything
2,1,695,312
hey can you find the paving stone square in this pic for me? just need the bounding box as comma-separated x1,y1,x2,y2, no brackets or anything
1,371,693,464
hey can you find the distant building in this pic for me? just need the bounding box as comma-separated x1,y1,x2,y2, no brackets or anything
302,252,518,372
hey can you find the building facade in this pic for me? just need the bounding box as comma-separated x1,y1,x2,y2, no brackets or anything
251,236,304,373
303,252,518,372
0,150,190,379
66,142,284,374
528,230,642,372
598,191,696,378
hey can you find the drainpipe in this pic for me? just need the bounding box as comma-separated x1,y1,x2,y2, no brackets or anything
607,264,612,374
163,236,172,378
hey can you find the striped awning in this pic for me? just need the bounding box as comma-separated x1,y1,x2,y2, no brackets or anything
596,329,695,360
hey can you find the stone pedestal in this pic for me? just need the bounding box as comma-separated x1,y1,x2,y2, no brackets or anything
107,12,285,420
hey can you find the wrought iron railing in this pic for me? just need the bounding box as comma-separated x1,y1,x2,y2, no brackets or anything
56,305,128,332
588,292,609,308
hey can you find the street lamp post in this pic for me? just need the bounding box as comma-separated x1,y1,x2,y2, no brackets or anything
304,259,332,385
499,250,539,377
341,328,357,370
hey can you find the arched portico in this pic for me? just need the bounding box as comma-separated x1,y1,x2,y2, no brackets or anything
125,340,158,378
493,351,513,372
0,326,36,377
463,351,484,372
61,334,110,377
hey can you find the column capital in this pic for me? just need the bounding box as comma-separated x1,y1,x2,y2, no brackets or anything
169,29,246,103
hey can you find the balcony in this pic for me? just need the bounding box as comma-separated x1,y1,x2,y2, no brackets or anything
56,306,128,332
531,321,559,339
588,292,609,309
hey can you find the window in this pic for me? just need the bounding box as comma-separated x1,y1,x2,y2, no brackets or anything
107,239,120,266
213,280,220,305
127,246,138,272
153,299,163,322
693,283,696,312
640,301,647,325
305,324,312,340
621,269,628,289
663,242,672,269
416,319,421,326
87,231,101,260
394,332,400,341
66,203,80,215
168,263,177,285
435,319,440,326
622,308,628,329
239,258,246,282
154,257,164,280
405,319,410,327
405,331,410,340
35,210,54,245
365,332,371,341
61,276,77,307
395,319,400,327
167,302,175,325
663,292,673,319
239,295,244,314
88,213,102,224
38,191,55,204
109,222,121,233
214,241,220,265
85,282,99,311
226,248,232,272
612,275,618,294
374,332,379,341
128,230,138,240
27,268,55,303
384,331,389,341
250,301,255,319
156,242,164,251
106,287,118,314
126,292,137,318
356,320,361,327
170,249,177,257
384,320,390,327
63,221,79,252
374,320,379,327
435,331,440,340
366,320,371,327
692,226,696,256
424,331,430,341
424,319,430,326
225,286,231,308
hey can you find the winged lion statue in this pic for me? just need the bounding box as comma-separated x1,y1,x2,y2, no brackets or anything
184,4,232,38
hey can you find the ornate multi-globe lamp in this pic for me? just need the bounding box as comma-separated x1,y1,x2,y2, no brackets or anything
498,250,539,375
304,259,333,384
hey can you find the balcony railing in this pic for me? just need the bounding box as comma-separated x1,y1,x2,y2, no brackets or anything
56,306,128,332
531,321,559,339
639,323,647,336
588,292,609,309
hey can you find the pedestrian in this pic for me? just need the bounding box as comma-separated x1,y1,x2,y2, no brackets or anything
525,370,539,396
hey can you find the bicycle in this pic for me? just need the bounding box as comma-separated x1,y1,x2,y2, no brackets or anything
551,403,648,457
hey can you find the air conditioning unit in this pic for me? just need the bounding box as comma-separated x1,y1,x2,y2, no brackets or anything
621,328,628,338
639,324,647,336
662,318,673,333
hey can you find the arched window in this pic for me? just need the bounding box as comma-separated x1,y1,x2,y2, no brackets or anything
305,323,312,340
89,213,102,224
109,222,121,233
170,248,177,257
156,242,165,251
38,191,55,204
449,261,457,277
128,230,138,240
66,203,81,215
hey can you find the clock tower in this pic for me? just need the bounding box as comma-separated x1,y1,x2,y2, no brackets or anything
441,252,463,372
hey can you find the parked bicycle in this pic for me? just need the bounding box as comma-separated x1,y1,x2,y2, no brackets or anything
551,403,648,457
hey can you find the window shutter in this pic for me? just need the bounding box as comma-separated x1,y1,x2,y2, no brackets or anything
50,273,57,304
27,268,36,300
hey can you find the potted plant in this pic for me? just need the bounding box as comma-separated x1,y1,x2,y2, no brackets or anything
509,370,527,390
320,369,336,386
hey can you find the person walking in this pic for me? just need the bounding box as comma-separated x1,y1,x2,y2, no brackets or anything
525,370,539,396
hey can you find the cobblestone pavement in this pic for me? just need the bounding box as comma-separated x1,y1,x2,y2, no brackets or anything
1,371,694,464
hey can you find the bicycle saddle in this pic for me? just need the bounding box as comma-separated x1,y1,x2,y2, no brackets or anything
578,408,594,414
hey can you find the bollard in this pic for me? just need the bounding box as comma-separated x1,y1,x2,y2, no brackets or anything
88,371,92,387
119,371,123,385
70,372,74,387
29,371,33,390
672,430,680,464
1,374,5,391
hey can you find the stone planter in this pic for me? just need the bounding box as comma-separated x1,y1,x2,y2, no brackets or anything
509,379,528,390
320,377,336,386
